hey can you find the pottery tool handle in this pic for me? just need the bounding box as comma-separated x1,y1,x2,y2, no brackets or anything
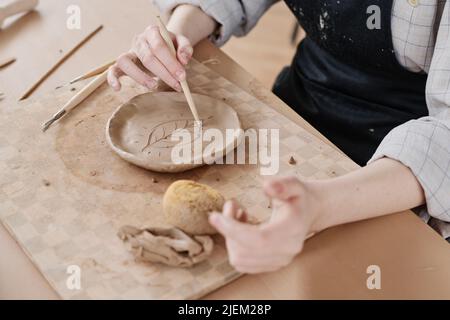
42,71,108,132
0,0,39,25
155,16,200,122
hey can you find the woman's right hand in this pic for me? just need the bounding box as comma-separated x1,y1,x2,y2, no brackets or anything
107,25,194,92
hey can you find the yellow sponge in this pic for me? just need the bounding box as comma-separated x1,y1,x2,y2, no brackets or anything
163,180,225,235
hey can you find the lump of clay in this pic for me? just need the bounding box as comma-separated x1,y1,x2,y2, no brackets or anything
118,226,214,268
163,180,225,235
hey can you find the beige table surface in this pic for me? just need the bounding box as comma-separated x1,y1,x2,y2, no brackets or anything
1,0,449,300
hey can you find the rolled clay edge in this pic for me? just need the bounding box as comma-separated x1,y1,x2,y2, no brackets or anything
105,92,245,173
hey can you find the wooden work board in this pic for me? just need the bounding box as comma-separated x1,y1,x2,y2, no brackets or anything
0,60,357,300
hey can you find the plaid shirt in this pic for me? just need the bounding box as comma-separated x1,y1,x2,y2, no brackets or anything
154,0,450,240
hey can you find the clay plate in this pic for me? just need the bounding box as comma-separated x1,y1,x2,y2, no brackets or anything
106,92,243,173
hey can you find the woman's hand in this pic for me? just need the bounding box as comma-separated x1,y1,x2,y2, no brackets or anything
108,25,193,92
108,4,217,93
209,158,426,275
209,177,323,274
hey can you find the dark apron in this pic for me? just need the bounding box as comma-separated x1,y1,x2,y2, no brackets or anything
273,0,429,165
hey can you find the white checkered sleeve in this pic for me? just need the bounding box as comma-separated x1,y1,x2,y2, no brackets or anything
152,0,277,46
369,2,450,224
369,115,450,223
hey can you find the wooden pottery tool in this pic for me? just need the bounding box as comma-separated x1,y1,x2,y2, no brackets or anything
0,57,16,69
42,70,107,132
69,60,116,84
0,0,39,28
20,25,104,101
155,16,200,122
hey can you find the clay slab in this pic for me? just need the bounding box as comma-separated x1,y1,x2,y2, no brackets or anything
107,92,243,173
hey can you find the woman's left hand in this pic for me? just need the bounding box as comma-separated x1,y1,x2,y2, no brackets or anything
209,177,323,274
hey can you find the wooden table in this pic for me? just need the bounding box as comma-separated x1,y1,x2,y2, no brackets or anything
1,0,449,300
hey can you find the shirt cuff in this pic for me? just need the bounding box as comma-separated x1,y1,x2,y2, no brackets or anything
368,117,450,223
152,0,246,46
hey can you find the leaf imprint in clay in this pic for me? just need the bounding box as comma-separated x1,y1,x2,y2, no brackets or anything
141,117,211,152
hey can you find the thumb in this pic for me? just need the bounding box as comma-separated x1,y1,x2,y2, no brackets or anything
107,65,123,91
175,34,194,65
209,212,257,244
264,177,305,202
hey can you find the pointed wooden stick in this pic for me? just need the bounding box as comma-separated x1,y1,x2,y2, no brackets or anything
20,25,103,101
0,57,16,69
155,16,200,122
69,60,116,84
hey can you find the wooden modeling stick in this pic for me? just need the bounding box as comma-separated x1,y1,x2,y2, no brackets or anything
0,0,39,28
0,57,16,69
20,25,104,101
69,60,116,84
42,70,107,132
155,16,200,122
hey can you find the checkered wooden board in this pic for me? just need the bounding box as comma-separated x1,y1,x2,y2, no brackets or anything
0,60,357,299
